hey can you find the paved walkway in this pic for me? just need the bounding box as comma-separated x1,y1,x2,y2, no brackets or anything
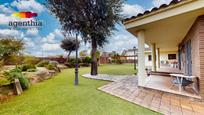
82,74,135,82
83,74,204,115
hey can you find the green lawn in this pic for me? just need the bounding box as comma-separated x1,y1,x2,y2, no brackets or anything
98,64,137,75
0,64,159,115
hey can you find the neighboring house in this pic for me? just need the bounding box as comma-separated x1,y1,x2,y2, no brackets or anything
123,0,204,99
99,52,109,64
122,48,178,67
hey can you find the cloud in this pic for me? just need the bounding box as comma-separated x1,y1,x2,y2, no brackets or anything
0,5,13,14
11,0,45,13
0,29,24,38
103,26,138,54
0,14,17,25
122,4,144,18
41,29,63,43
41,43,61,51
54,29,63,38
42,33,56,43
24,37,35,47
152,0,172,7
26,28,39,36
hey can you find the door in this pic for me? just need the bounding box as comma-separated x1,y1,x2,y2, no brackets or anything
185,40,192,76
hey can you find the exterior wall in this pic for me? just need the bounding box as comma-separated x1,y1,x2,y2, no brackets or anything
198,16,204,98
180,17,200,77
144,52,178,67
160,51,178,62
180,15,204,98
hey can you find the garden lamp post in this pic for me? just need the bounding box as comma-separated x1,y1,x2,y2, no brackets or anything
75,33,79,85
133,46,136,70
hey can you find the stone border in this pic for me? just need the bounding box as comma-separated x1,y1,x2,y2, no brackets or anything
82,74,135,82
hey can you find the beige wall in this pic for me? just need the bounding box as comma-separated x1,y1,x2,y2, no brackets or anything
180,17,200,78
180,15,204,98
145,52,178,67
198,16,204,98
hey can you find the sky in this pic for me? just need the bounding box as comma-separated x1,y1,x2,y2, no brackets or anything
0,0,172,57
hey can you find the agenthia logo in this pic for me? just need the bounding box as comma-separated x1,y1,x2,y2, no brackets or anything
12,12,38,18
8,11,43,29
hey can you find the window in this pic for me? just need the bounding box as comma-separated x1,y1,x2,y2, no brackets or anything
168,54,176,60
148,55,152,61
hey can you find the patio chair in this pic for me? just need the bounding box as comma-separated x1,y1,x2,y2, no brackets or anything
171,77,193,90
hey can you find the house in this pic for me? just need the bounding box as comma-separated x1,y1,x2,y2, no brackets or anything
123,0,204,99
122,48,178,67
99,52,110,64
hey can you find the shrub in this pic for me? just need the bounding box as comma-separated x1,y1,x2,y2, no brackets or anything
49,61,58,67
82,57,92,64
79,63,90,67
65,59,76,68
0,78,10,86
65,58,82,68
20,64,36,71
18,76,30,89
4,68,30,90
5,55,24,65
27,69,37,72
0,60,4,69
64,63,73,68
46,63,55,70
116,59,123,64
4,68,22,82
36,60,49,67
23,56,40,65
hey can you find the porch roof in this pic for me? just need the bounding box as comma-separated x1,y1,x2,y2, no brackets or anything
123,0,204,51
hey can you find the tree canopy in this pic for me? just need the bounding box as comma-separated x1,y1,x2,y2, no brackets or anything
0,36,24,63
46,0,124,75
46,0,124,46
60,38,80,62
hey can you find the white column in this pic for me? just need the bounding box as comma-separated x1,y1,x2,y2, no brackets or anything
157,48,160,68
151,43,156,71
137,30,146,86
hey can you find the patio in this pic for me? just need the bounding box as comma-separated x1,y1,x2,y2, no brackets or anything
143,66,201,99
123,0,204,101
98,77,204,115
144,75,200,99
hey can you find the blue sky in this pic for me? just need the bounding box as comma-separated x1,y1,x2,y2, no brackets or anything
0,0,172,57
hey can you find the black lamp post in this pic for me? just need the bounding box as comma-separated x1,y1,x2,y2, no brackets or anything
75,33,79,85
133,46,136,70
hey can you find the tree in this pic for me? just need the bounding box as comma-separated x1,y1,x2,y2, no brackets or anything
60,38,80,62
0,36,25,65
46,0,124,75
79,50,88,58
90,50,100,65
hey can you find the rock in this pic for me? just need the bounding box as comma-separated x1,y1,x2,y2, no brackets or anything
7,91,14,96
13,79,23,95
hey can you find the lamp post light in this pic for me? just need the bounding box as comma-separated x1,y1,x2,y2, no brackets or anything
75,33,79,85
133,46,136,70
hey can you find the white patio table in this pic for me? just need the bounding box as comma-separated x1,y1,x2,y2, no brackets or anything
170,74,196,92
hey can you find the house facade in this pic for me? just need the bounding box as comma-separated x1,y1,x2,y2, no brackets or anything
123,0,204,99
122,49,178,67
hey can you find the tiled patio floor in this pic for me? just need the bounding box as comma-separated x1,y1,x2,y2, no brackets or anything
83,74,204,115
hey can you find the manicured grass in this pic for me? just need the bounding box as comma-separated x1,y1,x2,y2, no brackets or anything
0,64,158,115
98,64,137,75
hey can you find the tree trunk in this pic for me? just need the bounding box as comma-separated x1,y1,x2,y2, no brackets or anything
91,39,98,75
66,51,72,63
